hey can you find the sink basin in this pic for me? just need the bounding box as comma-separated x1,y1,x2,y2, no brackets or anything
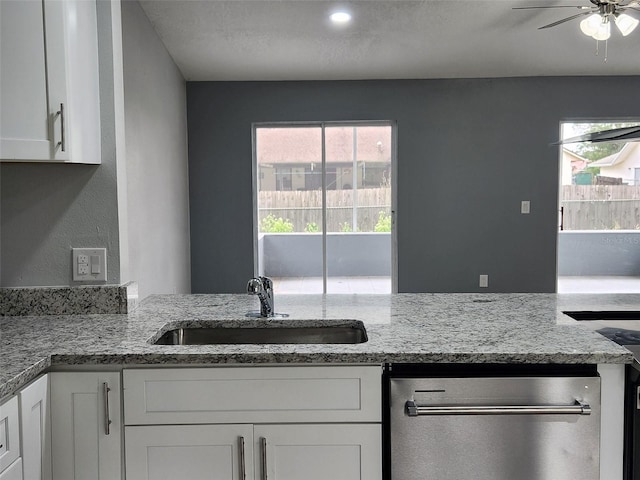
153,320,368,345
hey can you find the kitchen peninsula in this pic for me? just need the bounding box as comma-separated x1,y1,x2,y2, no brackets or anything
1,292,635,398
1,293,637,480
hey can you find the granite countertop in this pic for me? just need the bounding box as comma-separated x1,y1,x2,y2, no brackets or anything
1,293,638,399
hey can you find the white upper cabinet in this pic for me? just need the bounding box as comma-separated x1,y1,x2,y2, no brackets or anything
0,0,101,164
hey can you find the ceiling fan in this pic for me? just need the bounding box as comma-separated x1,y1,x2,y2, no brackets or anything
553,125,640,145
514,0,640,40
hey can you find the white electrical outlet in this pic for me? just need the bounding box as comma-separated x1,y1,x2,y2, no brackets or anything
72,248,107,282
479,274,489,288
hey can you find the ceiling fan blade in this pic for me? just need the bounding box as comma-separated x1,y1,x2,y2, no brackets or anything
538,11,593,29
552,126,640,145
512,5,591,9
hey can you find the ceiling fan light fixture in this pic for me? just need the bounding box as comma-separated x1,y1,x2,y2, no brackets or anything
592,17,611,41
614,13,639,36
579,13,602,37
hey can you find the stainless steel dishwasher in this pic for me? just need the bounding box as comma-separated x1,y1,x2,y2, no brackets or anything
387,365,601,480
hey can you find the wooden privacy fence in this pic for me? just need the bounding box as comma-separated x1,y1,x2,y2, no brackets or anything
259,186,640,232
259,187,391,232
561,185,640,230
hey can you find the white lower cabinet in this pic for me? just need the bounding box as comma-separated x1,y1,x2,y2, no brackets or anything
125,423,380,480
255,424,381,480
125,424,254,480
0,396,21,480
1,374,51,480
19,375,51,480
123,366,382,480
0,459,23,480
50,372,122,480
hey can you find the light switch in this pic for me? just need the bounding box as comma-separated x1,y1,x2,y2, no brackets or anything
90,255,101,274
521,201,531,214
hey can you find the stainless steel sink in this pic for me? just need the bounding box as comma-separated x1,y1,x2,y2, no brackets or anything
153,320,368,345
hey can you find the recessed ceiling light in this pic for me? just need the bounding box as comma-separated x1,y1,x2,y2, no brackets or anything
330,11,352,24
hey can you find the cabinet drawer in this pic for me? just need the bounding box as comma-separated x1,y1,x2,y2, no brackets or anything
0,396,20,473
124,366,381,425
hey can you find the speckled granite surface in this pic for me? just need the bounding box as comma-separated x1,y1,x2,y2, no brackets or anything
0,282,138,316
1,293,638,399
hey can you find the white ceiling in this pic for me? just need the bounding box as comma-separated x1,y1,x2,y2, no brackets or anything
138,0,640,81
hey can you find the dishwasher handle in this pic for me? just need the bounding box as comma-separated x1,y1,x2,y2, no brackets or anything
406,399,591,416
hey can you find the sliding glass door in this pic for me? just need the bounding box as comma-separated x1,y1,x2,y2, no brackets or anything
254,122,395,294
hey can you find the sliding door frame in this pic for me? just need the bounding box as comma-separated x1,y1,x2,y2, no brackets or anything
252,120,398,293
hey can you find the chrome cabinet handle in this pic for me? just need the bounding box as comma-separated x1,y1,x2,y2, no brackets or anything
406,399,591,416
56,103,65,152
239,436,246,480
261,437,268,480
103,382,112,435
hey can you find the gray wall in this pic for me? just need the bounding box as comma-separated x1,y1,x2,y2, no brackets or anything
1,1,121,287
121,0,191,300
0,1,192,301
558,231,640,276
187,77,640,293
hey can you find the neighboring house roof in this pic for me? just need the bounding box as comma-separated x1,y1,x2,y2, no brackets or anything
589,142,640,168
256,126,392,165
562,148,587,163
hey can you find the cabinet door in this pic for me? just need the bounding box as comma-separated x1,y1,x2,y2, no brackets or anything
0,0,100,163
0,459,23,480
125,425,254,480
0,0,68,161
0,396,20,473
254,424,381,480
50,372,121,480
19,375,51,480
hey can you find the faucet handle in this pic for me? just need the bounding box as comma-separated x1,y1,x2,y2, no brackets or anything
247,277,264,294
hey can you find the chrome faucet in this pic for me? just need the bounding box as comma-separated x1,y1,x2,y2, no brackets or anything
247,276,274,317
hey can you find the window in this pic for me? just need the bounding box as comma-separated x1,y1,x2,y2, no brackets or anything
559,121,640,230
254,123,395,294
